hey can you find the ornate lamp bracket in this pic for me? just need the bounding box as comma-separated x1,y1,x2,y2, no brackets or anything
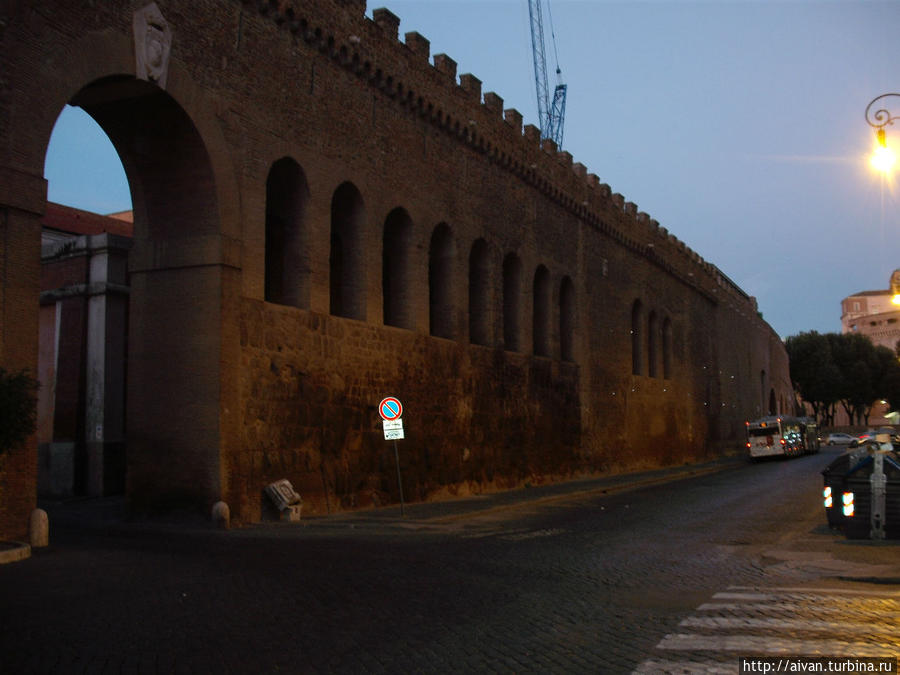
865,93,900,132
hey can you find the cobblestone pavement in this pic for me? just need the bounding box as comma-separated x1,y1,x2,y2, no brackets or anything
635,584,900,673
1,449,898,674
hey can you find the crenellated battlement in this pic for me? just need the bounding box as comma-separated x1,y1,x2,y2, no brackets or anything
0,0,792,533
235,0,753,310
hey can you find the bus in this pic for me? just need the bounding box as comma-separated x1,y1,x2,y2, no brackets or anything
746,415,820,459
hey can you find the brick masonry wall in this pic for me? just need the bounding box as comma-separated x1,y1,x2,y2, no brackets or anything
0,206,43,540
0,1,792,528
238,299,582,518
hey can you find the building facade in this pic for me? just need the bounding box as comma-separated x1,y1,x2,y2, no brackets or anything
841,273,900,352
38,203,132,497
0,0,792,538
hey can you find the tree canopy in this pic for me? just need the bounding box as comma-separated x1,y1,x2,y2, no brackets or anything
786,331,900,426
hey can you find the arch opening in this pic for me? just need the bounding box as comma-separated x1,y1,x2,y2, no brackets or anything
266,157,310,308
383,208,413,329
533,265,551,357
632,300,643,375
469,239,491,346
40,76,225,512
429,224,455,339
662,317,673,379
648,311,659,378
560,276,575,362
503,253,522,352
330,182,366,320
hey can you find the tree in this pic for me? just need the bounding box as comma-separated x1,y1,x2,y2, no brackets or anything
0,368,39,454
873,345,900,416
785,331,842,424
786,331,900,427
827,333,869,425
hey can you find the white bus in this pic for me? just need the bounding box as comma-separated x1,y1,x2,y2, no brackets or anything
745,415,819,459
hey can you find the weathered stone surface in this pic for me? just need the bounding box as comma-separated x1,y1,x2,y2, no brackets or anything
0,0,790,532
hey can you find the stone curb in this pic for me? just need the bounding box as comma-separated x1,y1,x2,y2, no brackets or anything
298,456,746,529
426,462,737,524
0,541,31,565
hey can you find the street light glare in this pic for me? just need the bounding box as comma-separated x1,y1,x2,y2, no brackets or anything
870,143,896,173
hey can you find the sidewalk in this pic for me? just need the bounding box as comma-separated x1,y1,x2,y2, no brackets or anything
29,454,744,539
0,455,743,565
295,454,745,530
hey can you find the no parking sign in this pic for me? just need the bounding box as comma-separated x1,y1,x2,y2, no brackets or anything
379,396,406,515
378,397,403,421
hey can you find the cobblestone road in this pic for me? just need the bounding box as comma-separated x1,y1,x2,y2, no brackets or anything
636,585,900,673
1,448,898,674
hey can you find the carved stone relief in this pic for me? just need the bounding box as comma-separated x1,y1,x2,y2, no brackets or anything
134,3,172,89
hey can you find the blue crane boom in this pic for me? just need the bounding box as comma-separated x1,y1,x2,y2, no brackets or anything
527,0,567,149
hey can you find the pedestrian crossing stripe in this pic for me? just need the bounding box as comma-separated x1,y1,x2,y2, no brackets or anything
678,616,898,637
657,633,896,657
633,586,900,674
697,601,900,617
723,585,900,597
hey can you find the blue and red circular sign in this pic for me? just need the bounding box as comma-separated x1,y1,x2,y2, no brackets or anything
378,397,403,421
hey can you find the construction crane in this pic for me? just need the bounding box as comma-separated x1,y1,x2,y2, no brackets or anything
527,0,567,149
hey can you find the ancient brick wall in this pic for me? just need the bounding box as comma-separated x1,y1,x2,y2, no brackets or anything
0,0,792,530
220,0,791,518
238,301,582,518
0,168,44,539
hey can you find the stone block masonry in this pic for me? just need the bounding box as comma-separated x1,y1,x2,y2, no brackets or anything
0,0,791,531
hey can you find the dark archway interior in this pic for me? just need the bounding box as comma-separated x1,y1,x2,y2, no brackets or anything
64,76,222,512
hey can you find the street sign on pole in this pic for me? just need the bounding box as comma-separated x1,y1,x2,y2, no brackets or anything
379,397,403,421
383,419,404,440
378,397,405,515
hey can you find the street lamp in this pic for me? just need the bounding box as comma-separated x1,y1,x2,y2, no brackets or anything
891,269,900,306
865,93,900,173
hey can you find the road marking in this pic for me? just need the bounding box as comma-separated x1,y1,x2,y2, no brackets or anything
500,528,565,541
657,633,896,657
633,586,900,674
725,585,900,598
459,527,567,541
679,616,898,638
697,601,900,617
709,592,771,601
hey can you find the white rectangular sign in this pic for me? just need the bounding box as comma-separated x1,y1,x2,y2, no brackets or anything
383,418,404,440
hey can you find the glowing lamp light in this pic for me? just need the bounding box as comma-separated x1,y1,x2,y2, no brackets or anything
871,145,896,173
871,129,897,174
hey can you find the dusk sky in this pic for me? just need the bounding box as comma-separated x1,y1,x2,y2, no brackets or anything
43,0,900,340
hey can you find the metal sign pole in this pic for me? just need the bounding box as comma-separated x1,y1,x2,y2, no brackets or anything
378,398,405,517
393,439,405,517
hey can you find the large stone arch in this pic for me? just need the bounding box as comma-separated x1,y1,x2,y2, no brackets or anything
1,23,241,525
0,1,797,535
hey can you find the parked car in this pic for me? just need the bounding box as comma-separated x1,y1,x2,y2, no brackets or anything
876,427,899,444
848,429,895,450
825,433,854,445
